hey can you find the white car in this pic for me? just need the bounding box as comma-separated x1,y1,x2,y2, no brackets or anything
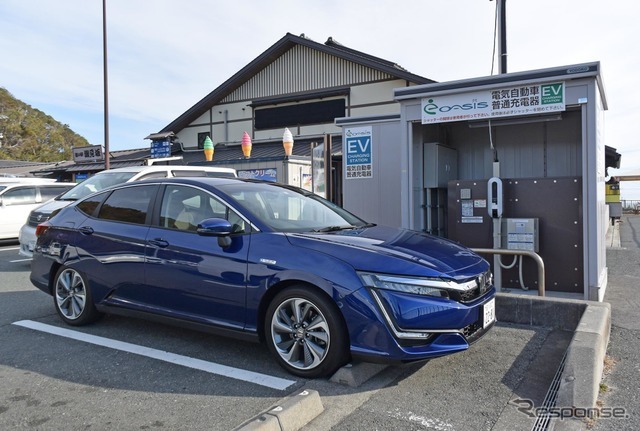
0,182,74,240
18,165,237,256
0,177,56,183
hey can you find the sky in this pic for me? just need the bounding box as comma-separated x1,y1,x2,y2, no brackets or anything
1,0,639,199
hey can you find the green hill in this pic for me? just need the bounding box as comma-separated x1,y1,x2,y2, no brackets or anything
0,87,89,162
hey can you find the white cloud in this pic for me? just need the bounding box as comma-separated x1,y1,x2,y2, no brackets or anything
2,0,639,197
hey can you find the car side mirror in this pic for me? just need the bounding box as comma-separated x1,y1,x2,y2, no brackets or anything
196,218,234,248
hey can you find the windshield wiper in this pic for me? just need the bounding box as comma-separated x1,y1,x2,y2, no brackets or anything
313,225,358,233
312,223,377,233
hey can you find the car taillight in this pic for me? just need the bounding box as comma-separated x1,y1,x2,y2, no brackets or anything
35,221,51,237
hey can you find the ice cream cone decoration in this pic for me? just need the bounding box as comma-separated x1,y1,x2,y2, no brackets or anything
282,128,294,157
203,136,214,161
241,132,252,158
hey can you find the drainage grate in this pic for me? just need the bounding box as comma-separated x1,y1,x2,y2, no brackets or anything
531,350,568,431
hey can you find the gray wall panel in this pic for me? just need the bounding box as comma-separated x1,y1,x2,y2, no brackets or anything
342,121,402,227
223,45,394,103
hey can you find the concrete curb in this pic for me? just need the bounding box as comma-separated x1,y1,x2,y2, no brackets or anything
496,293,612,431
496,293,586,331
553,302,611,431
234,389,323,431
329,361,388,387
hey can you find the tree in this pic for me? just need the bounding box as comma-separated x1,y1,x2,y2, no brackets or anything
0,87,89,161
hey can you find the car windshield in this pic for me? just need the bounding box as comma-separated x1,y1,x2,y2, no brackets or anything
218,182,368,233
58,172,138,201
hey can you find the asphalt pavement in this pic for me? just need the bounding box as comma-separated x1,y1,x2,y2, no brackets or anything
1,215,638,431
593,214,640,431
295,216,640,431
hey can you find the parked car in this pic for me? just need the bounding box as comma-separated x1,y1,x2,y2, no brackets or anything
30,177,495,378
19,165,236,257
0,177,56,183
0,182,74,240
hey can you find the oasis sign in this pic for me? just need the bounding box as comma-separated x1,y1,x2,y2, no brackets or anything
421,82,565,124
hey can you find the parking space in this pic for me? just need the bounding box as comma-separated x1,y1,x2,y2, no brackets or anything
0,244,307,430
0,244,569,430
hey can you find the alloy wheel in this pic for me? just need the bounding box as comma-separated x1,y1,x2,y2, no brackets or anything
55,268,87,321
270,297,331,371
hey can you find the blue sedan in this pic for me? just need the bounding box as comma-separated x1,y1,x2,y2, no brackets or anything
30,177,495,378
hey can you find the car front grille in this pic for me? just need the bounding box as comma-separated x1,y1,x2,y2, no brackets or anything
463,322,481,338
463,318,495,345
449,271,493,303
28,212,51,227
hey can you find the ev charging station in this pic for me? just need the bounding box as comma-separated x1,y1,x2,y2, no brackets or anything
338,62,608,301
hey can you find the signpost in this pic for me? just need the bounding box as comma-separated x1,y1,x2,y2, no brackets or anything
150,139,171,159
344,126,373,179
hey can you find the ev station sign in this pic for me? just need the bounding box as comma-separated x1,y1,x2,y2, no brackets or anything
421,82,565,124
345,126,373,179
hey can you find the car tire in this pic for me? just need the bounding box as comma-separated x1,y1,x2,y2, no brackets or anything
265,286,349,378
53,266,101,326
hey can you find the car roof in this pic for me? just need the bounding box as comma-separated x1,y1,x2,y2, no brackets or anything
0,182,74,189
133,176,245,187
0,177,57,183
95,165,236,175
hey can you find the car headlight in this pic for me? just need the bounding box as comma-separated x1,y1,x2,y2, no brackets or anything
358,272,458,298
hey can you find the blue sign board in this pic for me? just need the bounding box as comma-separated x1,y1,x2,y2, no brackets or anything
75,173,89,182
150,140,171,158
345,126,373,179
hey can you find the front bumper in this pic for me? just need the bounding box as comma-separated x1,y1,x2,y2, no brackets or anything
343,286,496,363
18,224,36,258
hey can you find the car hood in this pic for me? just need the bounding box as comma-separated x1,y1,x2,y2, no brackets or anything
31,197,73,215
286,225,487,280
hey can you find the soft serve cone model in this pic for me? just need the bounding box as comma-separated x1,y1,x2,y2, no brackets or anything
203,136,214,161
241,132,252,158
282,128,293,157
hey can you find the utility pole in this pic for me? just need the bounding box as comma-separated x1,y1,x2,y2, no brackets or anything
103,0,110,169
497,0,507,74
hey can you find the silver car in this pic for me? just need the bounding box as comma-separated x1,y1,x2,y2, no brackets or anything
18,165,236,256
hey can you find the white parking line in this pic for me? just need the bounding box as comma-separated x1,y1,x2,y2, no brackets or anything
12,320,296,391
10,258,31,263
1,247,20,251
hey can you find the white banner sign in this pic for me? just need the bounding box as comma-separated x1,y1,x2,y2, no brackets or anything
422,82,565,124
72,145,104,162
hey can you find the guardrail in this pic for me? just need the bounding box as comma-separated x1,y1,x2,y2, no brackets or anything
471,248,545,297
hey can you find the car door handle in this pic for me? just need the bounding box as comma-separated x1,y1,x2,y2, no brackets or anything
148,238,169,248
79,226,94,235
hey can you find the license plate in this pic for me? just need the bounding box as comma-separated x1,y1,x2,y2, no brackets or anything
483,298,496,328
